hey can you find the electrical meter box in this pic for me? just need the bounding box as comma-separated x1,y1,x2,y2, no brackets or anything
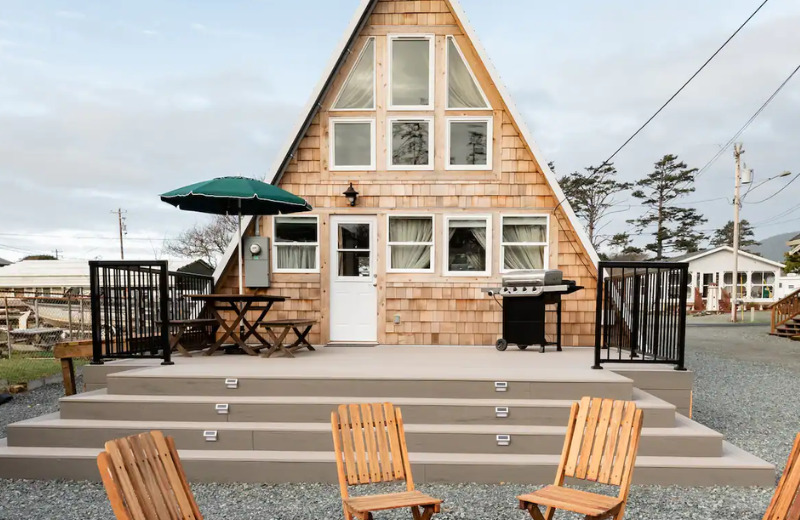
244,236,270,288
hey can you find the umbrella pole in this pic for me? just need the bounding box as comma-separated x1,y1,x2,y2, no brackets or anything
238,203,244,295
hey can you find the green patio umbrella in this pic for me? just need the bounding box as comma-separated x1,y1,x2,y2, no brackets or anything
161,176,312,294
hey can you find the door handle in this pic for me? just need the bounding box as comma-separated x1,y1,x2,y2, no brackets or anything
372,276,378,287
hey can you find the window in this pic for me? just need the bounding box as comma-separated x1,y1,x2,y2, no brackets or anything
446,36,488,109
446,117,492,170
388,216,434,272
501,216,548,271
445,216,490,276
388,117,433,169
333,37,375,110
330,118,375,170
723,272,747,299
389,35,433,109
273,216,319,272
750,271,775,299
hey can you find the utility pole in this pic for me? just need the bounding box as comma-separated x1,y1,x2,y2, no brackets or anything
112,208,127,260
52,249,61,260
731,144,743,323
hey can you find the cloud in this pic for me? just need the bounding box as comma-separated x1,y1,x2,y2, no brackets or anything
54,10,87,20
190,22,259,41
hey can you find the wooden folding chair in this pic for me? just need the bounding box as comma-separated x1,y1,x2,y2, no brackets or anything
763,433,800,520
518,397,644,520
97,430,203,520
331,403,442,520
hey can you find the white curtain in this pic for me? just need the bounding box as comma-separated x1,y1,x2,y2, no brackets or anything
447,38,486,109
390,218,432,269
277,245,316,270
503,218,546,270
334,38,375,109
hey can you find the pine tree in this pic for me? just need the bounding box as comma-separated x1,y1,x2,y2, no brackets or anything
628,154,707,259
785,252,800,274
710,220,760,252
559,163,632,251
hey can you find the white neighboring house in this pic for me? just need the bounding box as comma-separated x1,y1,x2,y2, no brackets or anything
670,246,785,310
778,273,800,299
0,260,91,296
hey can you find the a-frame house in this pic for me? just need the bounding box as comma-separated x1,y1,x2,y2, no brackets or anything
215,0,599,347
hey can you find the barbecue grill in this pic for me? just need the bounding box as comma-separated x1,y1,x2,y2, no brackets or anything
483,269,583,352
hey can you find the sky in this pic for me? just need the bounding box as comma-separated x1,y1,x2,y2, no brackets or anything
0,0,798,262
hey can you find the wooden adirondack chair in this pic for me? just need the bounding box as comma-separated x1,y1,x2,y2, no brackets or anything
331,403,442,520
763,433,800,520
518,397,644,520
97,431,203,520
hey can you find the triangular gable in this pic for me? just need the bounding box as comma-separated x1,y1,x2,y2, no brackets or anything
213,0,599,282
678,245,785,268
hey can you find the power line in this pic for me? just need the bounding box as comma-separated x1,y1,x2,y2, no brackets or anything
745,171,800,204
597,0,771,169
0,232,176,241
696,63,800,178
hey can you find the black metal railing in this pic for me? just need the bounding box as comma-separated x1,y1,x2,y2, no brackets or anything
89,260,214,365
593,261,689,370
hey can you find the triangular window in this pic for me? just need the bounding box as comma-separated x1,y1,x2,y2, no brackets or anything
333,38,375,110
447,36,489,109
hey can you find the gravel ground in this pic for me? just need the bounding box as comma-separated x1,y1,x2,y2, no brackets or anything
0,327,797,520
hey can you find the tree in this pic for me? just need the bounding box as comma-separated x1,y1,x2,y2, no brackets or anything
710,220,760,252
163,215,237,268
628,154,707,259
785,251,800,274
21,254,57,261
559,163,632,251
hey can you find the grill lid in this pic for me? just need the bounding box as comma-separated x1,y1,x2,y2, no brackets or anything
501,269,563,287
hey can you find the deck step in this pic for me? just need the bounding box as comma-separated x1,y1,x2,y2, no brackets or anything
106,372,633,400
59,388,676,427
7,412,721,457
0,439,774,486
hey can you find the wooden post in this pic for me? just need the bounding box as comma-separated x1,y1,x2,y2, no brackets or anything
68,297,74,339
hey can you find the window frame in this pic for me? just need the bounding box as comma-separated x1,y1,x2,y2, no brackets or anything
331,36,376,112
388,34,435,111
500,214,550,273
443,214,492,277
329,117,376,171
749,270,776,300
445,116,493,171
445,35,490,110
386,116,434,171
386,214,435,274
272,215,320,274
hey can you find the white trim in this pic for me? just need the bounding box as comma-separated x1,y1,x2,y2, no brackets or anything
443,214,492,277
445,35,490,110
500,214,550,273
386,214,435,274
388,34,435,111
386,116,434,170
215,0,601,284
445,116,493,171
329,117,376,171
272,215,320,274
331,36,376,112
677,245,786,269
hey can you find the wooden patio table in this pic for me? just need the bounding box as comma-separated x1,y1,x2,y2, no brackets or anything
186,294,287,356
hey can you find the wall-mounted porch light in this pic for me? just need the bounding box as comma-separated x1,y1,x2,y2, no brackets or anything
343,183,359,207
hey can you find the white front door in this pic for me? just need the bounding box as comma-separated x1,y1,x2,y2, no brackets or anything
329,215,378,343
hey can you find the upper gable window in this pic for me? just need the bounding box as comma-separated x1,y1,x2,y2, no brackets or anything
333,38,375,110
446,36,489,109
389,35,434,110
330,118,376,171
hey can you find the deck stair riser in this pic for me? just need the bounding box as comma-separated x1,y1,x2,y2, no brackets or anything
106,376,633,400
58,390,677,427
6,414,719,457
0,440,775,487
